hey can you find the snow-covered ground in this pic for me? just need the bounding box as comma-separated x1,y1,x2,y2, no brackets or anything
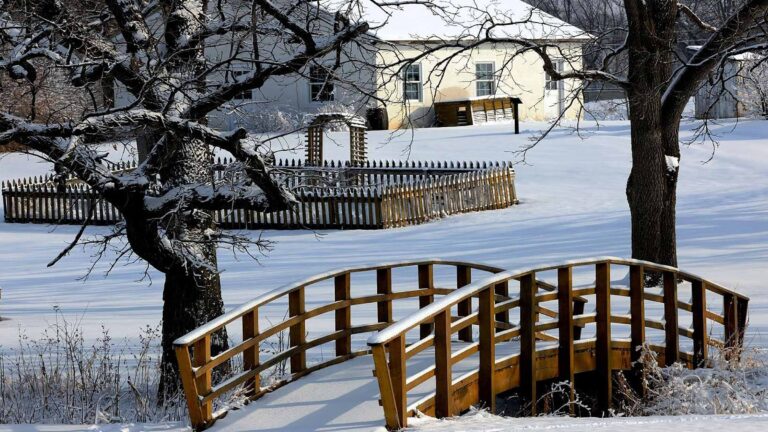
1,119,767,430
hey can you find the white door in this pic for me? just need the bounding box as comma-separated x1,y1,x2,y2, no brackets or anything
544,60,566,118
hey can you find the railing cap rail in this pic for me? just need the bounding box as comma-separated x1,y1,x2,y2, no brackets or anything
172,258,505,347
366,256,749,346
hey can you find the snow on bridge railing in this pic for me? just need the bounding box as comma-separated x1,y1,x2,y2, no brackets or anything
366,257,750,430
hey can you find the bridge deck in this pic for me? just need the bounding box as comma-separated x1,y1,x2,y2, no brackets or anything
209,342,522,432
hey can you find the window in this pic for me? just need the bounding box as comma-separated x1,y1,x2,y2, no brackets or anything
403,63,422,101
232,71,252,100
475,62,496,97
545,60,565,91
309,66,335,102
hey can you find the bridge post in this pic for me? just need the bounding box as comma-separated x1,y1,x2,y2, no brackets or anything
242,309,261,396
519,272,537,415
377,268,393,324
724,294,748,361
691,280,708,368
418,264,435,339
335,273,352,357
629,265,647,397
372,344,401,431
663,271,679,366
434,310,454,418
390,335,407,427
289,287,307,373
595,262,612,414
478,285,496,413
457,265,473,342
193,335,213,424
557,267,575,411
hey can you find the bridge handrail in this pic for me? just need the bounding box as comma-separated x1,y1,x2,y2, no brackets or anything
365,256,750,430
366,256,747,346
173,259,504,347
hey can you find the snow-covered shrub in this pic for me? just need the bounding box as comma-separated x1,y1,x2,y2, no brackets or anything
617,343,768,416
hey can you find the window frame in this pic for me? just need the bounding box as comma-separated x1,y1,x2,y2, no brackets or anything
403,63,423,102
308,65,335,102
475,62,496,97
545,59,565,91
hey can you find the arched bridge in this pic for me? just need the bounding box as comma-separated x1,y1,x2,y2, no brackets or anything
174,258,749,431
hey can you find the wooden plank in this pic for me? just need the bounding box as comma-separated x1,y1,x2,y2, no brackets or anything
595,262,612,414
335,273,352,356
418,264,435,339
242,309,260,397
557,267,575,410
175,345,206,428
372,345,402,430
457,265,473,342
434,310,453,418
289,287,307,373
193,335,213,422
519,272,537,415
494,281,510,330
377,268,393,323
691,279,708,367
390,335,407,428
663,271,679,366
629,265,647,397
478,285,496,413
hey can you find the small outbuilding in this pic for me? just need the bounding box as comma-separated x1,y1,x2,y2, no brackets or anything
692,48,766,119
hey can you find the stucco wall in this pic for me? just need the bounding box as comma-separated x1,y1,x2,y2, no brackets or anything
376,42,585,129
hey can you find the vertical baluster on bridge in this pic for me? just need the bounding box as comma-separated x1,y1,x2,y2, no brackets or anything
377,268,393,324
478,284,496,413
519,272,537,415
242,308,261,397
595,262,612,415
289,287,307,373
418,264,434,339
691,279,708,368
495,281,510,331
629,265,647,397
723,293,747,361
193,336,213,423
663,271,679,366
434,309,453,418
557,266,575,413
457,265,473,342
390,335,407,428
335,273,352,357
371,339,401,430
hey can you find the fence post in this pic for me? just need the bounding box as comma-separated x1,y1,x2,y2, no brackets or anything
691,279,708,368
519,272,537,415
335,273,352,356
289,287,307,373
242,309,261,397
478,285,496,413
434,309,453,418
557,267,575,410
595,262,612,414
418,264,434,339
663,271,679,366
377,268,393,324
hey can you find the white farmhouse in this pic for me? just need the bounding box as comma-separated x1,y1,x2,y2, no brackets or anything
117,1,590,131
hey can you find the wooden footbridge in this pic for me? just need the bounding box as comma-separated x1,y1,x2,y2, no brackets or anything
174,258,749,431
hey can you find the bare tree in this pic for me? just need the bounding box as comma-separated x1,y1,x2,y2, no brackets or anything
0,0,391,395
404,0,767,274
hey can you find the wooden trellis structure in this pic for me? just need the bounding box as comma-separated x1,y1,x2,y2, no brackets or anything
173,257,749,430
305,113,367,166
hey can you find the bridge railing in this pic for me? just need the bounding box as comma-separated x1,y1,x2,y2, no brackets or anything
367,257,749,430
173,258,586,429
